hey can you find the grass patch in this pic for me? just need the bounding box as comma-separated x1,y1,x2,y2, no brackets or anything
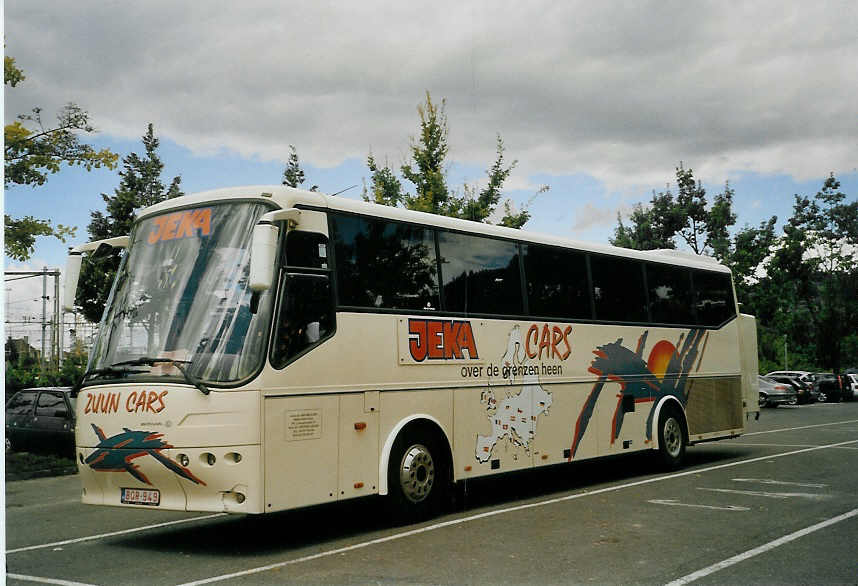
6,451,77,481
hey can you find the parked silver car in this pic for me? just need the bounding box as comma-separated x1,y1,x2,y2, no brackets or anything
758,376,797,407
845,374,858,401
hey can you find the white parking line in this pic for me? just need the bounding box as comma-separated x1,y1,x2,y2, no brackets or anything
730,442,858,449
732,478,827,488
6,574,97,586
743,418,858,436
648,499,749,511
5,514,226,554
665,508,858,586
699,488,829,500
176,438,858,586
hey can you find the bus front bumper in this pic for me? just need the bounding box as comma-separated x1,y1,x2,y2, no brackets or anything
76,444,263,514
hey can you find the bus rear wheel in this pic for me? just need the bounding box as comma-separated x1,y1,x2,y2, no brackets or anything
387,427,447,523
657,406,686,470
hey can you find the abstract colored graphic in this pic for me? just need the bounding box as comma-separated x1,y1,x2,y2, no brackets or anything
85,424,206,486
569,329,706,460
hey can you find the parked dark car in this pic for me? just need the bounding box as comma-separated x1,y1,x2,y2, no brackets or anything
758,376,797,407
5,387,76,456
767,375,815,404
813,373,842,403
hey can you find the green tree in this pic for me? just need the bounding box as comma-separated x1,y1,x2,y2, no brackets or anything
4,215,76,261
282,144,318,191
729,216,778,303
610,164,736,260
363,92,545,227
75,124,183,323
4,56,118,260
611,188,686,250
769,174,858,372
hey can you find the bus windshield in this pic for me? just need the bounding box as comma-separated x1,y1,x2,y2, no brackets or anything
87,201,274,386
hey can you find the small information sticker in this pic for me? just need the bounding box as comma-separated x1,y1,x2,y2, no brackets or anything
286,409,322,441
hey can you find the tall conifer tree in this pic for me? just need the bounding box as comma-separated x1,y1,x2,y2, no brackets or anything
76,124,182,323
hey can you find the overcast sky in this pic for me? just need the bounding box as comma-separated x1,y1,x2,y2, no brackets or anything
4,1,858,345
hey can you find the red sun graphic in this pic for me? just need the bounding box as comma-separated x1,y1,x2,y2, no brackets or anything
647,340,677,381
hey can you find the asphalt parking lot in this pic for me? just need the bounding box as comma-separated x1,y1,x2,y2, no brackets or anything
6,401,858,585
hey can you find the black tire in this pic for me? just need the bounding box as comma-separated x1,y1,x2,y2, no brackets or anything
386,425,448,524
657,406,687,470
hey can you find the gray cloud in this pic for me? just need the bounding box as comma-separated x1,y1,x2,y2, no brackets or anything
6,1,857,188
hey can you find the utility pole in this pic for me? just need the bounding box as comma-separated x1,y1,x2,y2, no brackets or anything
41,267,48,372
783,334,788,370
5,269,62,371
54,271,61,367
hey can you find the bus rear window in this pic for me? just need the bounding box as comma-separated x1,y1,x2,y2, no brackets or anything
693,270,736,327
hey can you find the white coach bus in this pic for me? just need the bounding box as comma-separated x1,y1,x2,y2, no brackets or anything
64,186,759,520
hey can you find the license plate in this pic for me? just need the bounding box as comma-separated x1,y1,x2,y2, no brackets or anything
121,487,160,506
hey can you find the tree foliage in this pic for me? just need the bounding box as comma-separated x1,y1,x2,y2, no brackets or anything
768,174,858,372
613,165,857,373
4,55,118,260
4,215,76,261
4,335,87,399
282,144,318,191
4,56,25,87
363,92,545,228
5,105,119,188
612,189,686,251
76,124,183,323
610,163,736,259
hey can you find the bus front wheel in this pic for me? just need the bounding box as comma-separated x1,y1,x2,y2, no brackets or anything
657,406,687,470
387,427,447,523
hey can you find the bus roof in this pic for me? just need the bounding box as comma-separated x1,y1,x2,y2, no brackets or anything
139,185,731,273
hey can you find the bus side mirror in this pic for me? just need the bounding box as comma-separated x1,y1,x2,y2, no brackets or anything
63,236,130,312
249,208,301,295
63,252,83,312
249,221,280,294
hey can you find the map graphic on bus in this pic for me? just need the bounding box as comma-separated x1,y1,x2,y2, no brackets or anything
85,424,206,486
476,325,553,463
570,329,707,460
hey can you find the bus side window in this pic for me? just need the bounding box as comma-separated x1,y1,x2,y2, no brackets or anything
271,274,334,368
590,254,648,323
283,230,328,269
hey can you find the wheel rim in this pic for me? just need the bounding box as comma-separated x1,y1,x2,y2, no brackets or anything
663,417,682,458
399,443,435,504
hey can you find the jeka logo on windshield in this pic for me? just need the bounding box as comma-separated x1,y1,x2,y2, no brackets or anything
408,319,479,361
148,208,212,244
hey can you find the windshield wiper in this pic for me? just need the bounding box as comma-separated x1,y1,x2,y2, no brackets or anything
111,357,210,395
73,365,149,394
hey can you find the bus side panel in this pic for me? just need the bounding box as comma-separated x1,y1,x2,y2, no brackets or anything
454,385,533,479
264,395,339,512
380,389,453,481
684,376,744,441
338,393,380,499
